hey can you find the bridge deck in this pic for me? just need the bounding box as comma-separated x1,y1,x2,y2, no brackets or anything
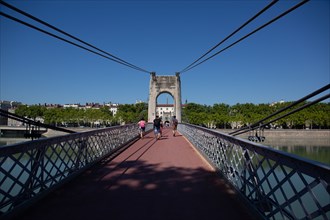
17,128,255,220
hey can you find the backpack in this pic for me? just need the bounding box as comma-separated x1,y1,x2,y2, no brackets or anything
173,119,178,126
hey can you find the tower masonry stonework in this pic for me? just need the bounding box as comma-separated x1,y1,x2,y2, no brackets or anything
148,72,182,123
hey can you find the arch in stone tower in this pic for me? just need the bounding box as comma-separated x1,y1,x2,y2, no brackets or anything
147,72,182,123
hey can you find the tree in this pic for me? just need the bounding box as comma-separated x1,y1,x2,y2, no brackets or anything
116,103,148,124
15,105,46,120
13,101,330,129
44,108,62,126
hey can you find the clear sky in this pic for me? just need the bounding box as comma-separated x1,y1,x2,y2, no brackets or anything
1,0,329,106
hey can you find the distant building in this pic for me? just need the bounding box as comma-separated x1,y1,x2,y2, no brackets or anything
85,103,103,109
156,104,174,122
61,102,119,115
136,100,144,104
155,104,186,122
0,100,22,125
7,109,24,126
105,103,119,115
63,104,81,108
270,100,285,107
44,103,63,108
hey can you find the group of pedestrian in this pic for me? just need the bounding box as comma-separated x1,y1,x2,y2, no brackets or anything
153,115,179,140
137,115,179,140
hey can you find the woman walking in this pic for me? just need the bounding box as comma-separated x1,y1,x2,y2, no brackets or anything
138,118,146,138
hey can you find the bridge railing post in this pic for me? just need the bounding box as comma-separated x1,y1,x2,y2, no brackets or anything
15,145,47,206
75,138,87,170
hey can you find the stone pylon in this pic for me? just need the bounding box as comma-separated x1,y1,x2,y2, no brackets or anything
148,72,182,123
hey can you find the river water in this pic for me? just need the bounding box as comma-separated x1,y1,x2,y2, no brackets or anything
0,137,30,146
262,136,330,165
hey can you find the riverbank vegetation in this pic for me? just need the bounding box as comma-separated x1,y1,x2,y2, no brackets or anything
14,103,148,127
12,101,329,129
182,102,330,129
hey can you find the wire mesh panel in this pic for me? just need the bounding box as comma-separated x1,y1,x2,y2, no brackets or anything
0,124,144,218
178,123,330,220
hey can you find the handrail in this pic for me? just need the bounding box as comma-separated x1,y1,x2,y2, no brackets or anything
1,123,328,219
0,124,152,219
178,123,330,220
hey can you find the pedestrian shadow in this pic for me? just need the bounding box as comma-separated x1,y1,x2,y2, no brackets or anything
173,134,183,137
19,160,254,220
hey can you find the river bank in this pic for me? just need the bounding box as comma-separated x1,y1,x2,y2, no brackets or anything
43,127,96,137
217,129,330,147
2,128,329,147
41,128,330,143
217,129,330,138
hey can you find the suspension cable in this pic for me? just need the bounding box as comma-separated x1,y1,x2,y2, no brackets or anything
230,84,330,136
0,1,150,74
179,0,279,73
180,0,309,74
0,12,150,73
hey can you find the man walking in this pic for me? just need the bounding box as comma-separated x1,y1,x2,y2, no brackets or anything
153,115,162,140
172,116,178,136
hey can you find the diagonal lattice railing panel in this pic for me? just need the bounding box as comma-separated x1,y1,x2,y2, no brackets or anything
0,124,150,218
178,123,330,220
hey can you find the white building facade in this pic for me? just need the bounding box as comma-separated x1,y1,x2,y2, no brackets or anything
156,104,175,122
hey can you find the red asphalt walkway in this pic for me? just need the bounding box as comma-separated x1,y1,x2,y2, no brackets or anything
16,128,256,220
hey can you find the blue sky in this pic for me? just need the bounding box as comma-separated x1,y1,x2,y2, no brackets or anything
1,0,329,106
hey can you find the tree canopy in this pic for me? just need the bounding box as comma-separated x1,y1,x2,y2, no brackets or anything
182,102,330,129
13,103,148,127
12,101,329,129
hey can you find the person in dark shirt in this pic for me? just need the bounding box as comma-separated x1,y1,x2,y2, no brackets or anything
153,115,161,140
172,116,178,136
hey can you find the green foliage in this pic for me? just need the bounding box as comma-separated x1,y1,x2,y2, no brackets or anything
15,105,115,127
13,101,329,129
15,105,46,120
115,103,148,124
14,102,148,126
182,102,330,129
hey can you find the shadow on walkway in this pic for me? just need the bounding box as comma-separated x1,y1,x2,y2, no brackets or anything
16,129,255,220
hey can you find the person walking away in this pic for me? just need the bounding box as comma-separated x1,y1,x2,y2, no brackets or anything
159,117,164,137
138,118,146,138
172,116,178,136
153,116,161,140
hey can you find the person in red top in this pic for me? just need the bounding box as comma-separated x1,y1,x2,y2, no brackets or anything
138,118,146,138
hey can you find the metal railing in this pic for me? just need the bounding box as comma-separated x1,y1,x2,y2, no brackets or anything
1,122,329,219
178,123,330,220
0,124,151,219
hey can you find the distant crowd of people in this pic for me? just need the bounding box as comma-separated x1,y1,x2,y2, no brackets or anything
137,116,178,140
